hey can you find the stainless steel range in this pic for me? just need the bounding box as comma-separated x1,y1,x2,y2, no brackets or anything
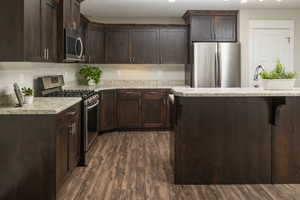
36,75,99,166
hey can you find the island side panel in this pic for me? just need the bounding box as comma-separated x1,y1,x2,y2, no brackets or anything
272,97,300,184
0,115,56,200
174,97,272,185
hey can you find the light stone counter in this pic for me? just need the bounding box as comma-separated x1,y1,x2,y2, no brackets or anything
0,97,81,115
172,87,300,97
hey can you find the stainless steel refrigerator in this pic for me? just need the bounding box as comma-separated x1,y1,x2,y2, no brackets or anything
192,42,241,88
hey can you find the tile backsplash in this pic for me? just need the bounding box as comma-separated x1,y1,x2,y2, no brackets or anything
0,63,185,106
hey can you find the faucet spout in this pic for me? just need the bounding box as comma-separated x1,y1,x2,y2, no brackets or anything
254,65,265,81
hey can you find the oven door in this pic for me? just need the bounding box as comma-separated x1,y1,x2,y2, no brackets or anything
84,100,99,152
65,29,83,62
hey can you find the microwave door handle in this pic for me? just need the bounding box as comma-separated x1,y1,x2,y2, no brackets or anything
77,37,83,58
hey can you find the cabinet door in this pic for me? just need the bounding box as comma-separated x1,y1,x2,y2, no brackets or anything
99,90,117,131
131,29,159,64
41,0,57,62
105,29,130,63
24,0,42,61
214,16,237,42
141,90,166,128
159,28,188,64
87,25,105,63
71,0,80,31
68,105,81,171
191,16,214,42
117,90,141,128
56,116,69,190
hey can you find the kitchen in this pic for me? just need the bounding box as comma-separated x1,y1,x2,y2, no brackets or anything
1,0,300,200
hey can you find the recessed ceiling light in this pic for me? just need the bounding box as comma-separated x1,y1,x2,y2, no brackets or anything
169,0,175,3
241,0,248,3
259,0,264,2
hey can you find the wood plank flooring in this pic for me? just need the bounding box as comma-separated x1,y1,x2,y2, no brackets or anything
58,131,300,200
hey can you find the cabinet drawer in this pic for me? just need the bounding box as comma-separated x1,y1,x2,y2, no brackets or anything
142,90,164,99
118,90,142,99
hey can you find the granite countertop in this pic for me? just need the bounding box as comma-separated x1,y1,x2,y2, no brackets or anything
64,85,179,92
0,97,82,115
172,87,300,97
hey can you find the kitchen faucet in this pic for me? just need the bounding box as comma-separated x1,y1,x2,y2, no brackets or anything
253,65,265,88
254,65,265,81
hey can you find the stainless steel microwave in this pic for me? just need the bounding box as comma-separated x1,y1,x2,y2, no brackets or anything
64,29,83,62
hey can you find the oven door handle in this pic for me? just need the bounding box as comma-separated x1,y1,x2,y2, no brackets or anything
87,100,99,110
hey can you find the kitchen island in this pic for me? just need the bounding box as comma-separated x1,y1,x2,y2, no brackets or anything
171,88,300,185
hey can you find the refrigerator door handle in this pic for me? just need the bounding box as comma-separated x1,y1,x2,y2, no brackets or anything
217,52,221,87
214,52,218,87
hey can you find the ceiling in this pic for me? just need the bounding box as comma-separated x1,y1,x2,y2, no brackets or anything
81,0,300,18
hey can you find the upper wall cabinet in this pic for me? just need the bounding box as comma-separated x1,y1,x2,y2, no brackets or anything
183,10,238,42
105,28,131,64
57,0,81,61
104,25,188,64
0,0,58,62
159,27,188,64
86,23,105,64
131,28,160,64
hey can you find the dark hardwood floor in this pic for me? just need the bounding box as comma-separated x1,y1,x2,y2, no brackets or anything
58,131,300,200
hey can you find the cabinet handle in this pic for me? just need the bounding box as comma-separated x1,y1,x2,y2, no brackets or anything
133,57,135,63
46,48,49,61
160,56,163,64
43,49,47,60
68,123,76,136
129,57,132,63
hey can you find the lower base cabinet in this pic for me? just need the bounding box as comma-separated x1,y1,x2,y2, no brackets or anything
118,89,170,130
99,89,171,131
0,103,81,200
56,104,81,191
99,90,117,132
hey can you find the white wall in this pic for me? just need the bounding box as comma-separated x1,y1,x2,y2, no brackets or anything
239,9,300,87
0,62,80,95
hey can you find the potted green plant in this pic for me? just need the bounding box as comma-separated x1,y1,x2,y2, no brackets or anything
79,65,102,86
22,87,34,104
259,58,297,90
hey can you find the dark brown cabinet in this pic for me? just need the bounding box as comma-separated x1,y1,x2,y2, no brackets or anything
105,29,131,64
57,0,81,61
141,90,167,128
99,90,117,132
104,25,188,64
56,104,81,191
214,16,237,42
131,29,159,64
86,23,105,63
71,0,81,31
190,15,214,42
0,0,57,62
159,27,188,64
116,89,170,129
184,10,238,42
41,0,58,62
174,97,271,184
118,90,142,128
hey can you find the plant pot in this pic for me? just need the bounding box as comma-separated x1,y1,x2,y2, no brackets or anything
88,80,96,86
24,96,34,105
261,79,296,90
